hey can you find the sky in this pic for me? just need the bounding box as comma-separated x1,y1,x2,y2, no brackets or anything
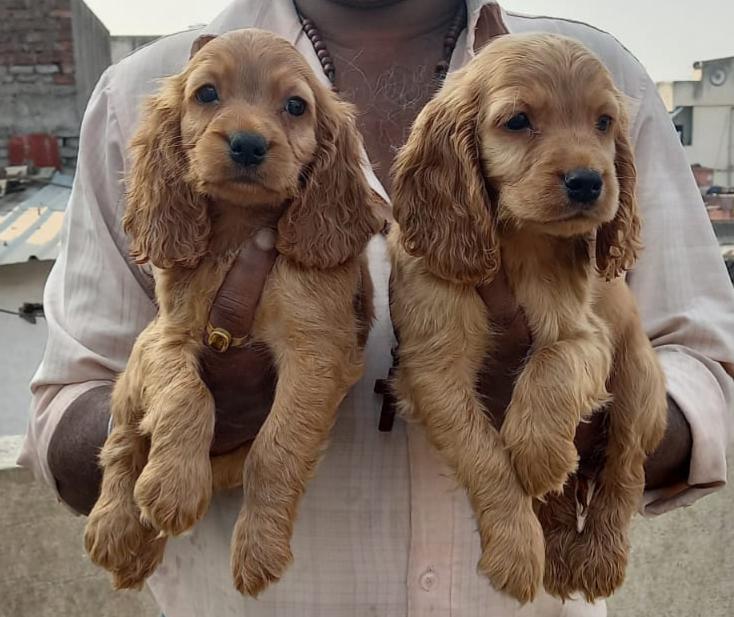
85,0,734,83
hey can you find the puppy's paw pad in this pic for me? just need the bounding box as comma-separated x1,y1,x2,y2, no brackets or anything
502,423,577,497
543,529,579,599
134,458,211,536
85,499,166,586
572,530,628,601
109,540,167,590
477,512,544,604
231,513,293,597
85,501,142,570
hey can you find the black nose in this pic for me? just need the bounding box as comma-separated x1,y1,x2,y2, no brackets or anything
229,132,268,167
564,169,603,205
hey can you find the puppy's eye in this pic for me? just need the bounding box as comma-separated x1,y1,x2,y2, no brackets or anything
195,85,219,104
505,113,532,132
285,96,307,116
596,115,613,132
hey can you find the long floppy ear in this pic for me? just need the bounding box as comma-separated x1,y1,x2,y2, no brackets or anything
595,105,641,280
277,89,382,269
392,79,499,285
123,73,210,269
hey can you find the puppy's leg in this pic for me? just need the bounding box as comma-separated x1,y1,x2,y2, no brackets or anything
561,326,667,601
130,261,231,536
538,481,580,600
390,259,544,604
133,341,215,537
230,262,364,596
397,365,545,603
84,341,167,589
501,323,613,497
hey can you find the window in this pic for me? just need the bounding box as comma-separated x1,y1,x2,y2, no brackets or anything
672,106,693,146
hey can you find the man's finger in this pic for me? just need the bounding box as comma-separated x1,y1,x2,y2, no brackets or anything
210,229,277,337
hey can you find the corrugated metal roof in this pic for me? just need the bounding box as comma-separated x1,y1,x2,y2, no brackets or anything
0,172,72,265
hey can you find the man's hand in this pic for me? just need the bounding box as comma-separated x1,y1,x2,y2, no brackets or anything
201,229,278,455
48,230,278,515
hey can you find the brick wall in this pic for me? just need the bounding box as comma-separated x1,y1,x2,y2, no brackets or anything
0,0,110,171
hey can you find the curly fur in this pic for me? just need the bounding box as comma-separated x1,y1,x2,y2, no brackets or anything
389,33,667,603
85,28,381,596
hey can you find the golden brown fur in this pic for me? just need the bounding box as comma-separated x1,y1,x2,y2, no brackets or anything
389,33,667,603
84,29,381,595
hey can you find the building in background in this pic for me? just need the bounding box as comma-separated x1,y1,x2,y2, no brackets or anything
0,0,111,171
658,56,734,190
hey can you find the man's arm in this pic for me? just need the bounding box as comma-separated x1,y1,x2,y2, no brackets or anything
643,398,692,490
47,386,111,515
628,74,734,513
17,65,156,504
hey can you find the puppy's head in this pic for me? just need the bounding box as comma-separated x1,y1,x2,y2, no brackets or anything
393,33,639,284
125,29,380,269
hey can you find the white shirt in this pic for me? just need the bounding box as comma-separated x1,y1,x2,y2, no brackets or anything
18,1,734,615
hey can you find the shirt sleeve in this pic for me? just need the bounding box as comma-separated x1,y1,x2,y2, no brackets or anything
627,75,734,515
16,65,156,495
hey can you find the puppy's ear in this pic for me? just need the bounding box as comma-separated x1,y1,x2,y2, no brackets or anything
392,80,499,285
277,88,382,269
595,106,641,281
190,34,216,59
123,74,210,269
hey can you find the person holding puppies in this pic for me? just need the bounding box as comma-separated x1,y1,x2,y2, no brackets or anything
19,1,734,616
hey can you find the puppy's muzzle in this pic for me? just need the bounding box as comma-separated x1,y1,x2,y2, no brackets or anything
564,168,603,205
229,132,268,167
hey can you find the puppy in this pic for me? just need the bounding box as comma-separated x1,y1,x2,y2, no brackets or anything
84,29,381,595
388,33,667,603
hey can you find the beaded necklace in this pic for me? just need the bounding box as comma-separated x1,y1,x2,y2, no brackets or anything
294,1,468,90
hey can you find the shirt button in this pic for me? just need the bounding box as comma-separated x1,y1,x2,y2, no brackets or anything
419,567,438,592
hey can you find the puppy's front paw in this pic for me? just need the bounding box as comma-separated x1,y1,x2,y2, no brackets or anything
231,509,294,597
134,453,212,536
85,497,166,588
501,408,578,497
477,508,545,604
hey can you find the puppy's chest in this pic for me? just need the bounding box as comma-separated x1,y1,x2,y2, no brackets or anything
501,240,597,342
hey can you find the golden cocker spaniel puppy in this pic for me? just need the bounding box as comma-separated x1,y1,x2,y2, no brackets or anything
84,29,381,595
389,33,667,603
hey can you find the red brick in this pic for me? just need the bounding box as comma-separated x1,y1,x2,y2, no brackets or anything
9,9,32,20
10,52,36,64
53,73,74,85
25,31,44,43
59,49,74,60
35,51,59,64
49,8,72,18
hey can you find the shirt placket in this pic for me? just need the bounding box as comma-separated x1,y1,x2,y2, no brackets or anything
406,423,456,617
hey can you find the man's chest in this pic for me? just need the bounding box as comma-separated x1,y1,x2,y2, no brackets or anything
331,43,447,191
